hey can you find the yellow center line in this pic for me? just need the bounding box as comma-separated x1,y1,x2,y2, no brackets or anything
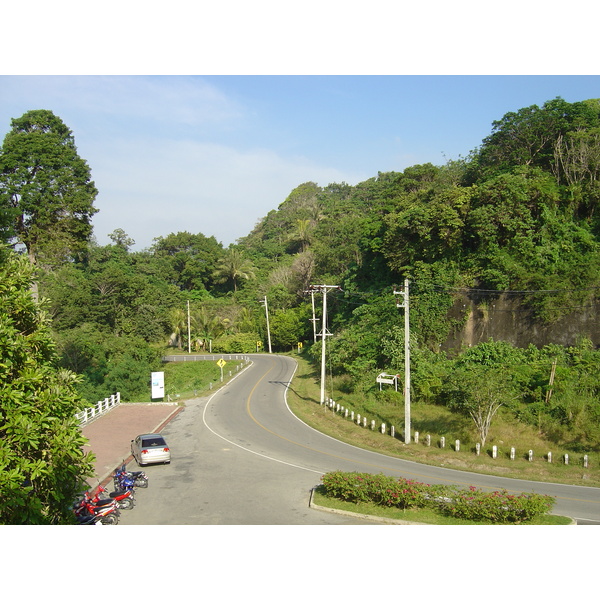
243,362,600,505
244,365,479,484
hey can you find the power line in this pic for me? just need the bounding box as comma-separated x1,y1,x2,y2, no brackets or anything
429,284,600,295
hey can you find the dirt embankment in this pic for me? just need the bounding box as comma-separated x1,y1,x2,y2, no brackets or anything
442,293,599,351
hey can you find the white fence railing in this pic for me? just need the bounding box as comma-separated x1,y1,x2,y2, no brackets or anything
76,392,121,426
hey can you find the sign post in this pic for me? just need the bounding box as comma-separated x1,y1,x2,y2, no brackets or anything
217,358,226,382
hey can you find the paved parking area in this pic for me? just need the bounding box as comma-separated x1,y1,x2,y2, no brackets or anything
81,402,182,488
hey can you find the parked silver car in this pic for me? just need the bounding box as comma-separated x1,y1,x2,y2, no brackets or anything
131,433,171,465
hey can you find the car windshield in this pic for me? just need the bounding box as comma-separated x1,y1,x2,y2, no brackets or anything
141,437,166,448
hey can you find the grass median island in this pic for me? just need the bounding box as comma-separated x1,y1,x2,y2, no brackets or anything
313,472,572,525
311,486,572,525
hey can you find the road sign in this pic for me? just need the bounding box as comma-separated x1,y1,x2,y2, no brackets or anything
376,372,399,391
151,371,165,400
217,358,226,382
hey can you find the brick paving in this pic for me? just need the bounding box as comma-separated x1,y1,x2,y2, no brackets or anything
81,402,183,488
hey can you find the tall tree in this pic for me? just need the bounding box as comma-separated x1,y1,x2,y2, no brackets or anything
108,228,135,251
191,305,231,350
213,247,256,292
151,231,224,292
0,110,98,280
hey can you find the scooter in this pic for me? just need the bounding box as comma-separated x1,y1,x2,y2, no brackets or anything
74,512,105,525
115,463,149,488
94,484,135,510
113,471,136,495
73,493,120,525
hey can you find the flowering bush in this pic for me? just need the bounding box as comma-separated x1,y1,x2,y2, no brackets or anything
439,486,556,523
320,472,555,523
320,471,452,510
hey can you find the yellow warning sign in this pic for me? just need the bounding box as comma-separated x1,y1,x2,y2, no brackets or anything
217,359,226,368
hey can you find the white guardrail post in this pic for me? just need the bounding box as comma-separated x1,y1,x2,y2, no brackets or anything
76,392,120,425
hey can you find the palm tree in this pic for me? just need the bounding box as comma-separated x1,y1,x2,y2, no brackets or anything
168,307,187,349
234,306,256,333
213,248,256,292
288,218,313,252
192,306,231,350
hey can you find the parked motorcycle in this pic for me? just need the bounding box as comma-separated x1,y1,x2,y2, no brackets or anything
113,471,136,495
115,463,149,488
74,512,105,525
73,492,120,525
94,484,135,510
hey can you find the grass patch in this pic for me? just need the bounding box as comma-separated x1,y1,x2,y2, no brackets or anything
287,354,600,488
129,356,243,402
311,487,573,525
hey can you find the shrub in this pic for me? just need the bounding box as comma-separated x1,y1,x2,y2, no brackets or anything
321,471,451,510
320,471,555,523
438,485,555,523
212,332,257,353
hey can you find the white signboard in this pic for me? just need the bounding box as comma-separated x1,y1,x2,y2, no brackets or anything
376,373,399,391
151,371,165,399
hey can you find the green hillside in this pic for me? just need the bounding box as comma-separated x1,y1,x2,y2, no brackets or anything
2,98,599,468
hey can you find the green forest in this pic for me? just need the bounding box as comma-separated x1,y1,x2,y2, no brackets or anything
1,98,600,520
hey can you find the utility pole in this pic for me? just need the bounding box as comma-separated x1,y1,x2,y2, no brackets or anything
394,279,411,443
310,289,317,343
307,285,341,405
260,296,272,353
187,300,191,354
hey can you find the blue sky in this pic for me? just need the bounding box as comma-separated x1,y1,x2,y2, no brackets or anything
1,75,599,250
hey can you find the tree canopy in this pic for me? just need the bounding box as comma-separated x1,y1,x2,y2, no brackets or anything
0,109,98,272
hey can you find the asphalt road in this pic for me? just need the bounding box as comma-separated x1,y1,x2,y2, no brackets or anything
120,354,600,525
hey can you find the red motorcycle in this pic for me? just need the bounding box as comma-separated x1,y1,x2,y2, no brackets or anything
73,492,120,525
93,484,135,510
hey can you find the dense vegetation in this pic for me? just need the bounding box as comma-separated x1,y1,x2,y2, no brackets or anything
1,97,599,518
0,249,94,523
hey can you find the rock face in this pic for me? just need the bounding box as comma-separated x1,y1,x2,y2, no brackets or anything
441,293,599,352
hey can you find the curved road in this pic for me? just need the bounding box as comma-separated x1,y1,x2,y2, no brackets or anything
121,354,600,524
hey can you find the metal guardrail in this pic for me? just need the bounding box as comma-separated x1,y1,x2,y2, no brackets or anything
162,354,249,362
76,392,121,425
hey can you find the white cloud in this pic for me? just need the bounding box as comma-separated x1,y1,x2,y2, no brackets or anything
1,76,244,132
90,136,363,249
0,76,365,249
